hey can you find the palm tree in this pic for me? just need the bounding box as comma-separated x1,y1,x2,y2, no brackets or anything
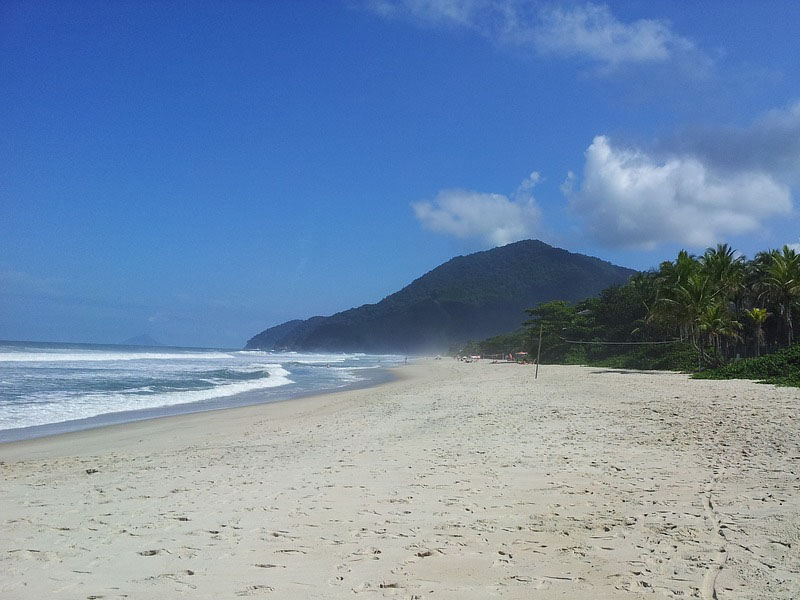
657,250,699,291
655,272,721,366
755,246,800,347
626,271,660,340
700,244,747,358
746,307,769,357
698,302,742,365
700,243,746,306
652,251,702,343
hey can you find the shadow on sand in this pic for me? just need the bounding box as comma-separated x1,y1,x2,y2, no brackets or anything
588,369,670,376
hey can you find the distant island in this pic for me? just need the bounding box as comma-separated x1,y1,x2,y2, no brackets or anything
246,240,635,354
120,334,164,347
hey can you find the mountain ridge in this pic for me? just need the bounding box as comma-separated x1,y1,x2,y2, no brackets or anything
246,240,636,353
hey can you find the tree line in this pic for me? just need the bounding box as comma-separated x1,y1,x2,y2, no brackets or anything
464,243,800,372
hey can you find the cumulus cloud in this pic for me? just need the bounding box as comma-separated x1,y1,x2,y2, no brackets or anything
413,172,542,246
565,136,792,249
363,1,708,72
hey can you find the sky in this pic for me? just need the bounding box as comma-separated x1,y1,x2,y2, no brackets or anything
2,1,799,348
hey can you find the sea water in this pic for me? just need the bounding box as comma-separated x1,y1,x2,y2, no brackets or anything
0,340,403,442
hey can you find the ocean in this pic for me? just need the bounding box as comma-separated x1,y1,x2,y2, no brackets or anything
0,340,403,442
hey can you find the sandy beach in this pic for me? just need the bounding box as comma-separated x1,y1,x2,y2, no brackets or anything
1,360,798,599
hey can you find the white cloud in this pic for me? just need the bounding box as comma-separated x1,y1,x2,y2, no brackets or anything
364,0,485,27
532,4,699,70
566,136,792,249
413,174,541,245
364,1,708,72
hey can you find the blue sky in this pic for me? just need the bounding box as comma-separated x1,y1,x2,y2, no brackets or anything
2,1,799,348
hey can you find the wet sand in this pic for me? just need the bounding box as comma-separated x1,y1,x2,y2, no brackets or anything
1,360,798,599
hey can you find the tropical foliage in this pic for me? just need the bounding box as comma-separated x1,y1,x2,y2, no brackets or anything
694,342,800,387
517,243,800,373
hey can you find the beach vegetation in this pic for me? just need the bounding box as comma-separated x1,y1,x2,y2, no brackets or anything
693,342,800,386
459,242,800,384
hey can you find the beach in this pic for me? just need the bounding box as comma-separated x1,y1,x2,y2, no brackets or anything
1,360,798,599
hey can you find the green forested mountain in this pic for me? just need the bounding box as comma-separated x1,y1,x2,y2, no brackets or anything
246,240,635,353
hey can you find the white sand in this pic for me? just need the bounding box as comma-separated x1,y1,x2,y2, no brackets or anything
1,361,798,599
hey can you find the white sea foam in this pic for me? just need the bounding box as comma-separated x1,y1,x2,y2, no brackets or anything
220,363,285,374
291,358,347,364
0,342,402,437
0,365,293,431
0,351,233,363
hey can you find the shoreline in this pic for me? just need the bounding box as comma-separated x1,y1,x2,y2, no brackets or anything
0,363,400,446
0,365,411,461
1,361,797,598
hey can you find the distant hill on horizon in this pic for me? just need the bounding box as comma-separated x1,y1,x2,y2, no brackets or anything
246,240,636,354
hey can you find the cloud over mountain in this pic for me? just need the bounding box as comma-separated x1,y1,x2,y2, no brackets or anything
412,172,542,246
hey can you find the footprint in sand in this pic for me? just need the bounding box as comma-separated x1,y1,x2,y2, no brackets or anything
235,584,274,596
492,548,515,567
352,581,403,593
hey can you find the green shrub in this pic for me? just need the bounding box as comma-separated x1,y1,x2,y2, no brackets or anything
694,343,800,386
562,345,588,365
586,342,696,371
